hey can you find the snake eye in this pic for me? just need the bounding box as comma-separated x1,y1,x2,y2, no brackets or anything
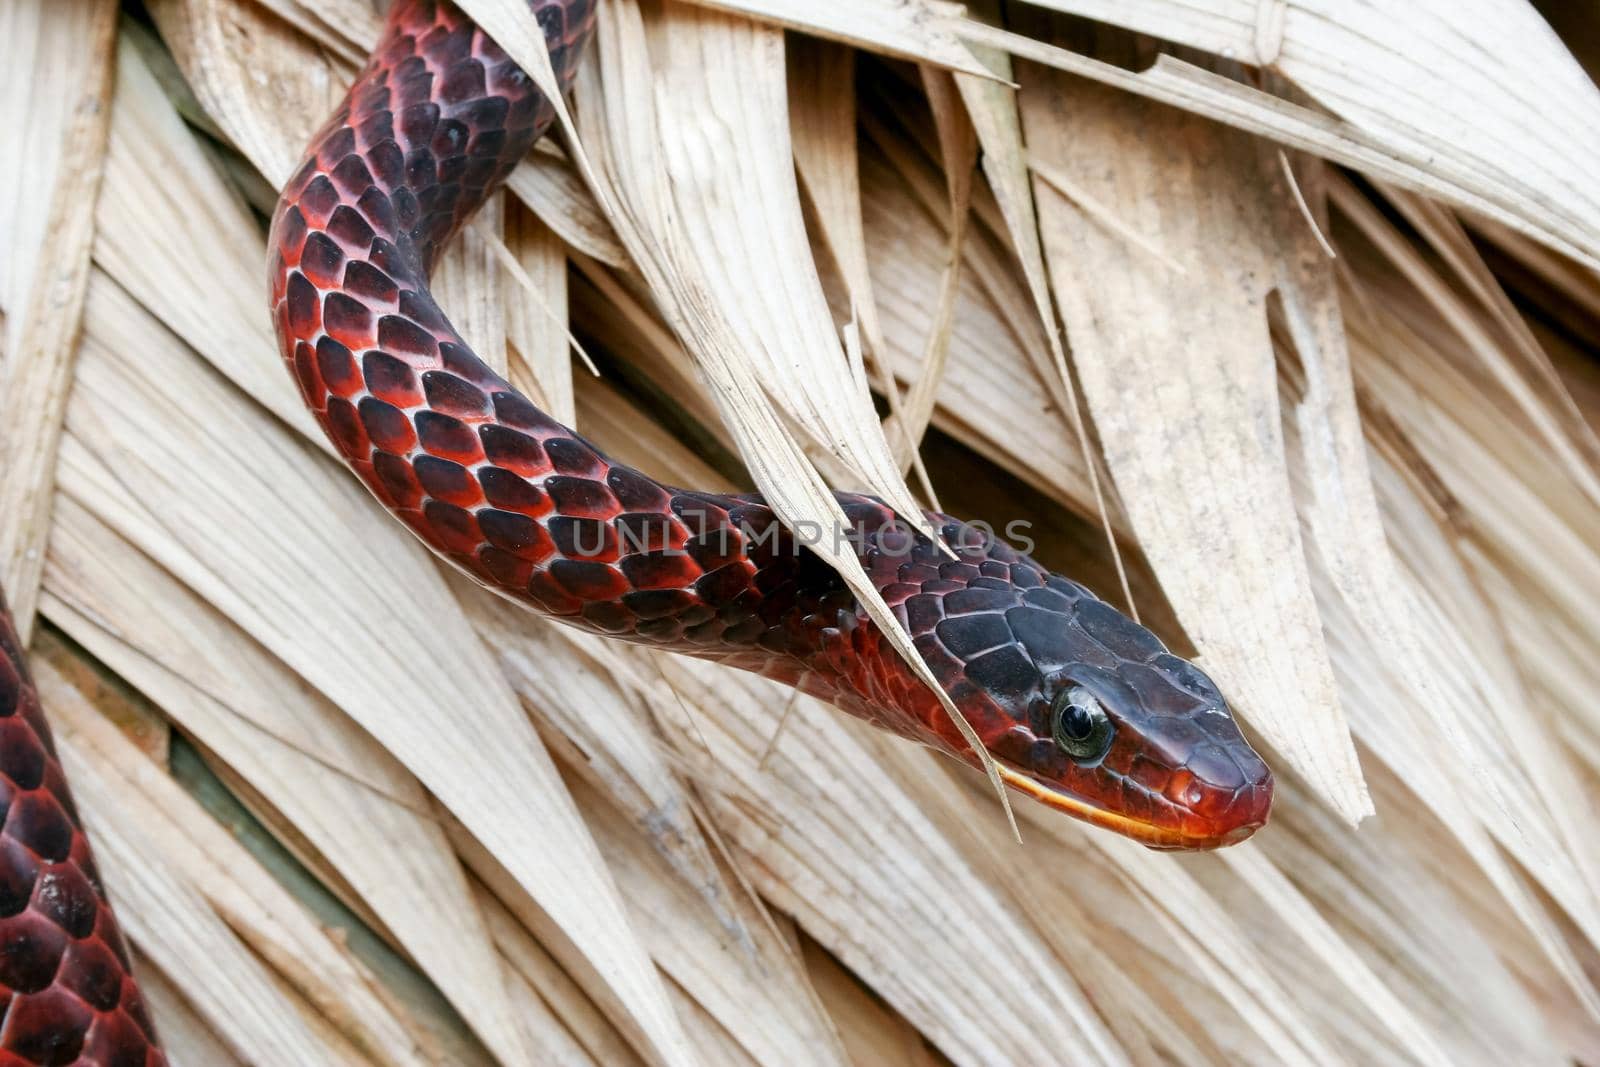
1052,685,1113,763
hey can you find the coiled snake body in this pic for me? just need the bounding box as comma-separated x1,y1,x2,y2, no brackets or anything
1,0,1271,1060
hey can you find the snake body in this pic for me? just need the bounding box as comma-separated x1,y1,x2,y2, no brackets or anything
0,597,164,1065
268,0,1273,849
0,2,1272,1059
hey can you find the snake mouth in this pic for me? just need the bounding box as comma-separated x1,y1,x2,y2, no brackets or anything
995,764,1267,851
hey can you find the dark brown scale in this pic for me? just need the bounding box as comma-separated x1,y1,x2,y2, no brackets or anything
267,0,1273,852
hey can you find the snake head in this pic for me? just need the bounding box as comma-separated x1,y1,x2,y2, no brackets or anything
877,518,1273,850
987,644,1275,850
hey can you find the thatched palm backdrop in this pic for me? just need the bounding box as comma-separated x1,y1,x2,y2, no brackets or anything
3,0,1599,1063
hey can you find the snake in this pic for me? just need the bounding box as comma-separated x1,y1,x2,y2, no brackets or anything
0,0,1272,1060
268,0,1273,848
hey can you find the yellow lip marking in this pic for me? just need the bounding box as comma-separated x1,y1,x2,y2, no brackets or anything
996,764,1210,850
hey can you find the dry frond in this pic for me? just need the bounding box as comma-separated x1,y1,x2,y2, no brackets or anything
1,1,1597,1064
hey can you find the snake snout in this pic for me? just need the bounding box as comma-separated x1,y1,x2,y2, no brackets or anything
1166,742,1274,848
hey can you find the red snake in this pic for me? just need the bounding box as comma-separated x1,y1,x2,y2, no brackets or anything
1,0,1271,1060
269,0,1273,846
